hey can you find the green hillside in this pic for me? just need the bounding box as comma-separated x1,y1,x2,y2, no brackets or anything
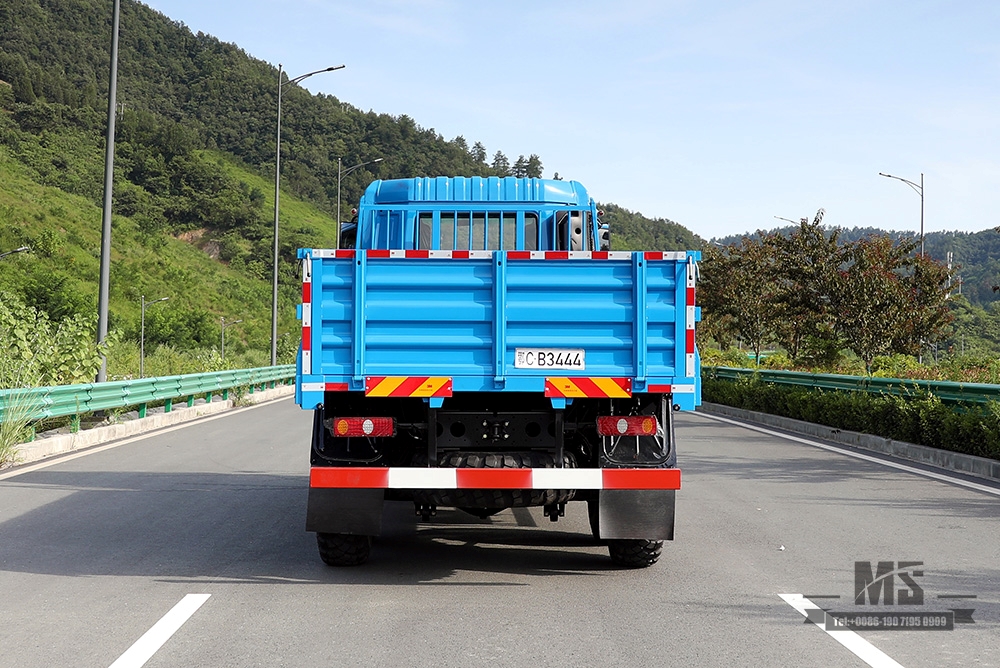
13,0,996,382
0,143,322,357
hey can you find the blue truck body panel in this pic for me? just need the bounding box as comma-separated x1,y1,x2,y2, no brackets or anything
295,249,701,410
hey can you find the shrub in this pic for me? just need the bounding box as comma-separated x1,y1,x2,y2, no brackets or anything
702,375,1000,461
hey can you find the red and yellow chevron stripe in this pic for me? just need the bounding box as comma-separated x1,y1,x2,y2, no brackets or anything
365,376,453,398
544,377,632,399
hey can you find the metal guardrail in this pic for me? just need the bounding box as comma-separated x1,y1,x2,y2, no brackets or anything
0,365,296,427
704,367,1000,405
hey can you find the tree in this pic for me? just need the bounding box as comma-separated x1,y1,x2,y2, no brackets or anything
471,142,487,163
831,235,952,373
699,238,781,364
526,154,543,178
768,210,841,363
491,151,510,175
511,155,528,178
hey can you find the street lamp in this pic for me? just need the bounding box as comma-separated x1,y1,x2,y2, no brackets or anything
97,0,122,383
221,316,243,361
272,63,345,368
879,172,924,255
140,295,168,378
336,157,383,248
0,246,30,260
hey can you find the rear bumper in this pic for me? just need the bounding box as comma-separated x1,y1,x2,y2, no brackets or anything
308,466,681,490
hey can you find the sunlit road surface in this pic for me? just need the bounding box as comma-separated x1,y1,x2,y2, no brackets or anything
1,400,996,667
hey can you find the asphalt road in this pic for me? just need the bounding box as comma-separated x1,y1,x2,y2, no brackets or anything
0,398,997,667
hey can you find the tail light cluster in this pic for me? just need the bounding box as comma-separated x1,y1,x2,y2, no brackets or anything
596,415,659,437
325,417,396,438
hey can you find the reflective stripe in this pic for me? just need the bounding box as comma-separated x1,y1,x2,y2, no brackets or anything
309,467,680,490
388,468,457,489
301,257,312,375
304,250,638,261
647,384,696,394
545,377,631,398
532,468,603,489
365,376,453,398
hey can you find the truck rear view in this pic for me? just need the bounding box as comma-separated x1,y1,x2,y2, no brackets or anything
296,176,701,567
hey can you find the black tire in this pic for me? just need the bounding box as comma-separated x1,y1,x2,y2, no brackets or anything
316,532,372,566
411,451,577,509
608,539,663,568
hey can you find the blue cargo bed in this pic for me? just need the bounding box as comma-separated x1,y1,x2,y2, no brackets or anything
296,248,700,410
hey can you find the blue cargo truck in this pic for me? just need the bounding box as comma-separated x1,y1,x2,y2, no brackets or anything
296,176,701,567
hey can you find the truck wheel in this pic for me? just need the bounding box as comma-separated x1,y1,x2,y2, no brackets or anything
607,539,663,568
316,532,372,566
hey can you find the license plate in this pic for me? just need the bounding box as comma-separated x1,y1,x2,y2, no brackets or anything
514,348,586,370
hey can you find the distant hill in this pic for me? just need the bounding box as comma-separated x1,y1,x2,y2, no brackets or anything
600,202,704,251
713,225,1000,308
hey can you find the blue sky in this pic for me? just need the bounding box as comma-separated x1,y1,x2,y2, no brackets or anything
141,0,1000,241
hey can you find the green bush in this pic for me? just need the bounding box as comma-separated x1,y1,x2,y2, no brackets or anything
703,375,1000,461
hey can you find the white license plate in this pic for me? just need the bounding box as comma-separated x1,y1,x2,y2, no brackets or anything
514,348,586,370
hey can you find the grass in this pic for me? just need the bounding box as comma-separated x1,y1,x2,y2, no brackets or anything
0,145,337,357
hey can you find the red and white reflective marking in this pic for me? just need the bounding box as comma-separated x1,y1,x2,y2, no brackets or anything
645,251,691,261
300,382,350,392
646,384,696,394
309,467,681,490
307,249,689,261
685,258,697,378
301,257,313,375
506,251,634,261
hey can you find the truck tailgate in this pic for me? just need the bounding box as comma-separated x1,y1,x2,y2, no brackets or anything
297,249,699,408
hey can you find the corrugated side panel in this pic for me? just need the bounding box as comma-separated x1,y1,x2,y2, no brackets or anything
311,253,685,391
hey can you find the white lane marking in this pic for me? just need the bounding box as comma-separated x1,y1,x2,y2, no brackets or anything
0,396,291,482
696,412,1000,497
780,594,905,668
108,594,210,668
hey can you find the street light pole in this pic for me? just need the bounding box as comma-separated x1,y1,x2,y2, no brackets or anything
272,64,345,368
336,157,383,249
96,0,122,383
140,295,168,378
0,246,30,260
221,317,243,362
879,172,925,255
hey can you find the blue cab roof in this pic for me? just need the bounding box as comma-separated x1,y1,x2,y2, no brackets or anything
361,176,592,207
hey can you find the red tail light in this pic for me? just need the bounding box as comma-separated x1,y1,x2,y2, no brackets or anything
596,416,659,437
326,417,396,438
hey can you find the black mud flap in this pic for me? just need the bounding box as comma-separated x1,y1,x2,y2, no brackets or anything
306,488,384,535
596,489,675,540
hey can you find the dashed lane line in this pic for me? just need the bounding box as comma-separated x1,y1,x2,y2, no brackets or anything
780,594,905,668
108,594,211,668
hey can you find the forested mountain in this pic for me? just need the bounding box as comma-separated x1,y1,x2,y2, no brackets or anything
0,0,701,367
2,0,995,372
599,203,702,252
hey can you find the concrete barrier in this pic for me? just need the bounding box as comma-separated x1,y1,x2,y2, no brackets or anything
699,402,1000,483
